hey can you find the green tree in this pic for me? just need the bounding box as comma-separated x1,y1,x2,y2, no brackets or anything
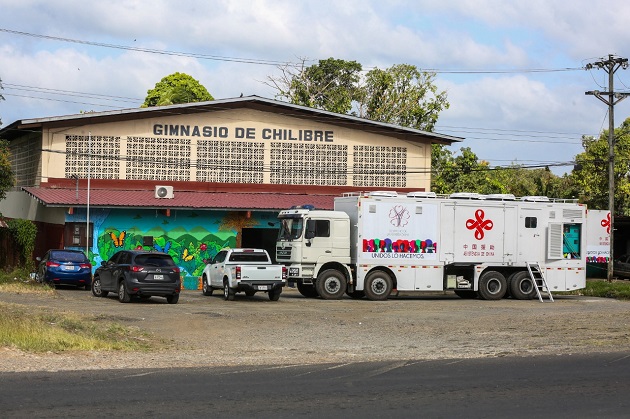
569,117,630,215
0,139,14,203
142,72,214,107
268,58,362,114
268,59,449,130
358,64,448,132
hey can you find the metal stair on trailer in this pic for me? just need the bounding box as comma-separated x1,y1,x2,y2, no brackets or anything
526,263,554,302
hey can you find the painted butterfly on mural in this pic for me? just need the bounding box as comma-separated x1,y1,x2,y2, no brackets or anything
182,248,194,262
110,231,126,248
154,241,172,253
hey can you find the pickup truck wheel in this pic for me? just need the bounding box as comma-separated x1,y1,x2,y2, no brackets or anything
202,276,213,296
297,283,318,298
315,270,347,300
268,288,281,301
118,281,131,303
478,271,507,300
223,281,235,301
364,271,393,301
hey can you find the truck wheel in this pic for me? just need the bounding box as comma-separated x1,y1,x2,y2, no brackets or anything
364,271,393,301
297,282,319,298
454,290,477,299
268,288,281,301
509,271,537,300
118,281,131,303
223,281,235,301
315,269,347,300
202,276,213,296
478,271,507,300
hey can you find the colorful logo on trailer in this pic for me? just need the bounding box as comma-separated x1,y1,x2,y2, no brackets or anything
363,238,437,253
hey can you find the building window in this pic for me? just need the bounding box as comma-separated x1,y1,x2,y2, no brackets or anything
126,137,191,181
64,222,93,248
196,140,264,183
66,135,121,179
270,143,348,186
352,145,407,188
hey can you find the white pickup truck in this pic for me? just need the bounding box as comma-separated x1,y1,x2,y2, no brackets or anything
201,248,287,301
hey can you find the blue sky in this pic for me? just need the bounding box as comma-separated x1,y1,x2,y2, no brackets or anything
1,0,630,176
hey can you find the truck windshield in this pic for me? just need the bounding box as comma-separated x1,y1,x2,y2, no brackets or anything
278,218,304,241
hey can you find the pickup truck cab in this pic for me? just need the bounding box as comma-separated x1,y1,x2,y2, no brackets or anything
202,248,286,301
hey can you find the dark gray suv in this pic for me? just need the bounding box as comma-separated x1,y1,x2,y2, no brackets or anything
92,250,181,304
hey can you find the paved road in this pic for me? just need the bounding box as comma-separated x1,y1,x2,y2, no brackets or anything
2,351,629,418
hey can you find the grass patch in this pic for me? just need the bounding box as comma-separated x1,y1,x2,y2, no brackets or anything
0,302,162,353
0,268,56,295
564,279,630,300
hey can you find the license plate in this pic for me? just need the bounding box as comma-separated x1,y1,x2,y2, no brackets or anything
153,274,164,280
257,285,268,290
62,265,76,271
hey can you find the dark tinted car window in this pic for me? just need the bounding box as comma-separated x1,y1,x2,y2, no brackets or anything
118,252,132,265
228,253,269,262
134,254,175,267
50,250,88,263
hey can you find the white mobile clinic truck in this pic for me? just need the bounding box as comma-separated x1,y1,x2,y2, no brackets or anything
276,191,586,301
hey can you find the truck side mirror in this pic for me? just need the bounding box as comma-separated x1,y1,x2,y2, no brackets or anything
305,219,316,240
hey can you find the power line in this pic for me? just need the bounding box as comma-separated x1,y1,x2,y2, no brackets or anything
1,27,590,75
0,28,294,67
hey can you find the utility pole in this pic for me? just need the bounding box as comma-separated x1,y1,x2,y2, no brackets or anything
585,54,629,282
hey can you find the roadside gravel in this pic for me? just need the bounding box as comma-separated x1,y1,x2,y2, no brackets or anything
1,287,629,372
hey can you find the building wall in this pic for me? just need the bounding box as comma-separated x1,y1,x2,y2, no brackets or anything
66,206,278,289
39,108,432,190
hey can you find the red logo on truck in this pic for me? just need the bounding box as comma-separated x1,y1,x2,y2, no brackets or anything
601,213,611,234
466,209,493,240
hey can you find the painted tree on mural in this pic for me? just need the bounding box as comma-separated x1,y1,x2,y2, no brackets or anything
219,212,259,248
142,72,214,107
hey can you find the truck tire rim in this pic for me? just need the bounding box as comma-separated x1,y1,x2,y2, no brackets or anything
371,278,387,295
224,284,229,298
519,279,533,294
486,278,502,295
324,278,340,293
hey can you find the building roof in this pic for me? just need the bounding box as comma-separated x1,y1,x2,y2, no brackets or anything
1,95,462,145
22,186,336,211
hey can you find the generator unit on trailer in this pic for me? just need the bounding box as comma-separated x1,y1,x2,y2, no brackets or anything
276,192,586,301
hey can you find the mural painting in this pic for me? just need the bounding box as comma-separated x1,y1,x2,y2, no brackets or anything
66,208,274,289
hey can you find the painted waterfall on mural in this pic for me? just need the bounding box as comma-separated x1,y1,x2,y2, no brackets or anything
66,208,274,288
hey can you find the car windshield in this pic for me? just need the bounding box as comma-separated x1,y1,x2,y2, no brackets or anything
278,217,303,241
134,254,175,267
50,250,88,263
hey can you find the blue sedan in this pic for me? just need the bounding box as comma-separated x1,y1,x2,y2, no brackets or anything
36,249,92,289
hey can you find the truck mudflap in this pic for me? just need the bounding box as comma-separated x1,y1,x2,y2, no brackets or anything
235,281,285,292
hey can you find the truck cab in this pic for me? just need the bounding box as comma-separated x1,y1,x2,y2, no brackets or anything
276,207,352,299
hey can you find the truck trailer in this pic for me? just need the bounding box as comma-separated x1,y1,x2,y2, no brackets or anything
276,191,586,301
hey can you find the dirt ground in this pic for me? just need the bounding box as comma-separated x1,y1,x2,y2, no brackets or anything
1,286,630,372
